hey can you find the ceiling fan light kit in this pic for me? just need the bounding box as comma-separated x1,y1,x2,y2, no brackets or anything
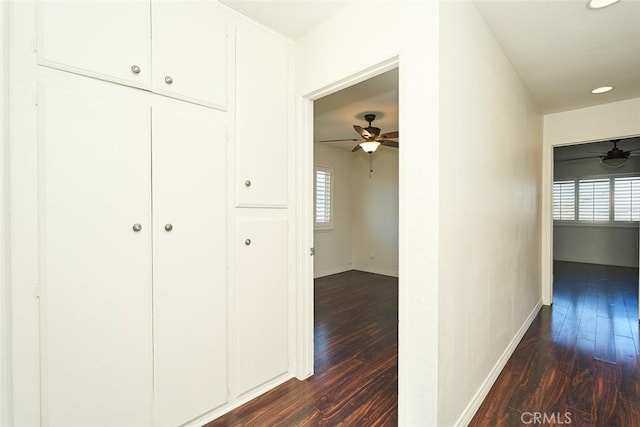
360,141,381,153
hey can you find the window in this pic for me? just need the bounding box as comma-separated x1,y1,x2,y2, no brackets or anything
553,180,575,220
578,178,610,222
315,166,333,229
614,177,640,221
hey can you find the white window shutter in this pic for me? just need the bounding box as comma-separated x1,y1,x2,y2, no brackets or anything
553,180,575,220
614,177,640,221
578,178,610,222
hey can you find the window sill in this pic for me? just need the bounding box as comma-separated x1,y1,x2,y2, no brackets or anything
554,221,639,229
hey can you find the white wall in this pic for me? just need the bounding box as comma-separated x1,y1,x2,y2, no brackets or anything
296,2,440,424
438,3,542,426
542,97,640,303
1,0,9,424
351,148,399,276
553,157,640,268
313,144,353,277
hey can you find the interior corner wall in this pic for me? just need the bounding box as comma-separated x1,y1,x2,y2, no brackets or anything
296,2,440,424
351,148,399,277
313,144,353,277
438,2,543,426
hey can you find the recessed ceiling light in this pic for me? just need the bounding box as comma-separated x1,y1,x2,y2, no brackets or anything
587,0,621,9
591,86,614,94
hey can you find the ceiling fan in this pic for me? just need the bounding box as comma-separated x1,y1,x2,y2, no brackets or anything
592,139,640,168
320,114,399,153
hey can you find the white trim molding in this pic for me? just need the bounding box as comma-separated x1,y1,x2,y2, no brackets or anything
1,0,11,423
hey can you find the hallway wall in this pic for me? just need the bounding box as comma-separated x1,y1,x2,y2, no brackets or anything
438,2,543,425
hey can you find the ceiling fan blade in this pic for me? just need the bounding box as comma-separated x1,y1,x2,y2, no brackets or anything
379,131,398,139
353,125,371,139
319,138,360,143
379,139,399,148
555,155,603,162
351,144,362,152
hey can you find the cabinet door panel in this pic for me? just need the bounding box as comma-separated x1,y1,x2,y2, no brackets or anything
153,99,228,427
39,75,152,427
235,218,288,395
152,1,229,109
37,0,151,88
236,25,290,207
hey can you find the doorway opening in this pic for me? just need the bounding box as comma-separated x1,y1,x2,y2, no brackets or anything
549,137,640,364
309,68,399,422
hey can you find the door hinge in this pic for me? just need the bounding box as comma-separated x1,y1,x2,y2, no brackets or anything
35,282,40,299
34,89,39,106
309,247,315,256
32,38,38,53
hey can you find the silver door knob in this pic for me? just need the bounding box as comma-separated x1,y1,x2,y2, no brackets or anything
131,65,141,74
244,180,251,187
132,223,142,232
245,239,251,246
164,76,173,84
164,224,173,232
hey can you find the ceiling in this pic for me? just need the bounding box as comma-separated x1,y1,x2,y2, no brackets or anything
474,0,640,113
219,0,351,40
554,137,640,162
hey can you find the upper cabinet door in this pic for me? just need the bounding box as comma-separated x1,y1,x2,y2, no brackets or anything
37,0,151,89
235,25,291,207
152,0,230,110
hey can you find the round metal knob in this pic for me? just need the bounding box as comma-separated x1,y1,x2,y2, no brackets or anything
244,180,251,187
131,65,141,74
164,76,173,84
164,223,173,232
132,223,142,232
244,239,251,246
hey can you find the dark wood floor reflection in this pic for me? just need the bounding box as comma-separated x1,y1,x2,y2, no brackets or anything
470,261,640,426
206,270,398,426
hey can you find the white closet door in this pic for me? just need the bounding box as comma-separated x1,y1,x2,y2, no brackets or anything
39,74,153,427
37,0,151,88
153,99,228,427
235,25,290,207
152,0,229,109
235,218,288,395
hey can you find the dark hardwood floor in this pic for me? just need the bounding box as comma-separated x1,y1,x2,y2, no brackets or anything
470,261,640,426
206,270,398,426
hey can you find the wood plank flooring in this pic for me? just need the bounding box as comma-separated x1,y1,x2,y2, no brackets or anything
470,261,640,426
205,270,398,426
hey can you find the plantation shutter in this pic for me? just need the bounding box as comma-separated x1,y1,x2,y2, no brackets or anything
578,179,610,221
315,166,332,227
614,177,640,221
553,180,575,220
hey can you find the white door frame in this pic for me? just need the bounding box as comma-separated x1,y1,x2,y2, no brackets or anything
0,0,10,423
295,57,399,379
541,133,640,316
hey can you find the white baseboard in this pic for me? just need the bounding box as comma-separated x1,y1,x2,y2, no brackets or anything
351,264,398,278
454,299,543,427
314,265,352,279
